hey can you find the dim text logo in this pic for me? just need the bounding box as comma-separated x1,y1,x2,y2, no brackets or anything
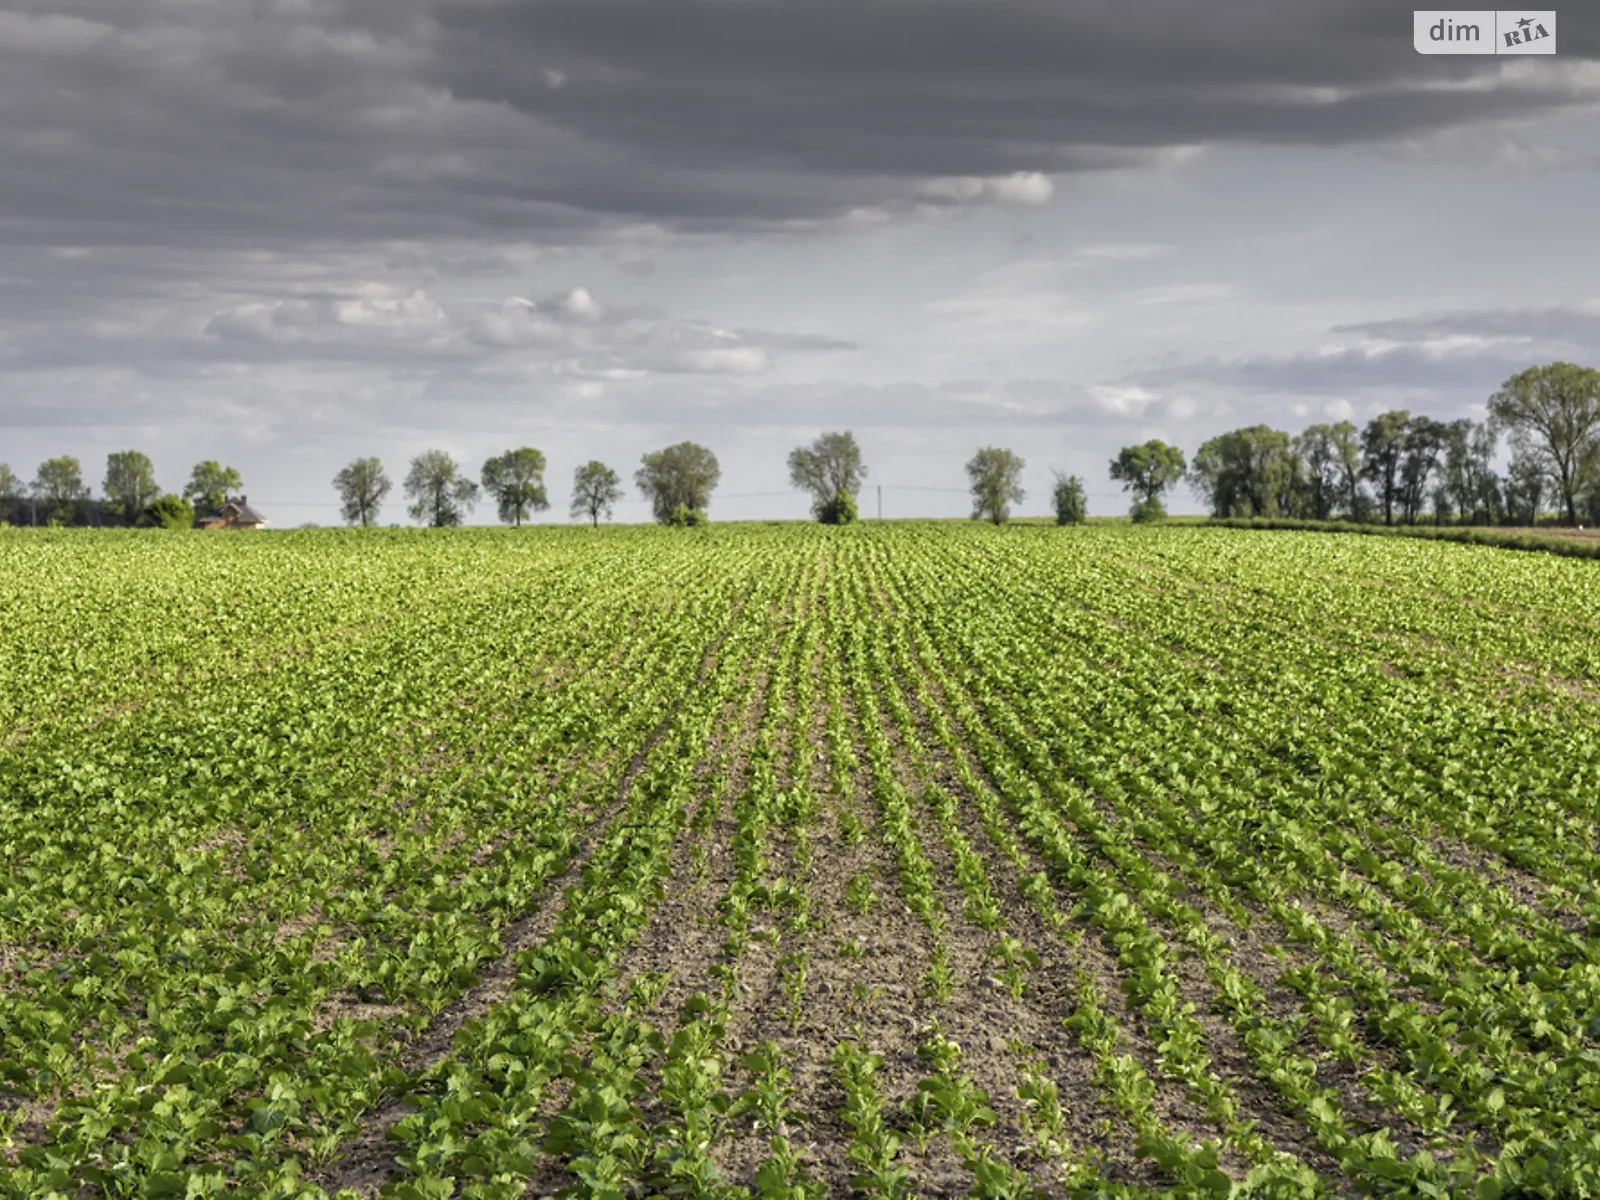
1414,11,1556,53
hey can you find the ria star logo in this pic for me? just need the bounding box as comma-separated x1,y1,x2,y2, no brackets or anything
1517,15,1534,27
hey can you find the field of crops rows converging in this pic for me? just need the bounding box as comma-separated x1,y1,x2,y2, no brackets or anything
3,523,1600,1200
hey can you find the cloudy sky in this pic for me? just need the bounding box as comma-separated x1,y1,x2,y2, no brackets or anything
2,0,1597,523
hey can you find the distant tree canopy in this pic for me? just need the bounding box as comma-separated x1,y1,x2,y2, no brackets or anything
966,447,1025,525
1489,362,1600,526
1359,411,1411,526
184,461,243,519
34,456,89,506
333,457,392,527
1188,426,1297,520
1052,472,1088,526
1293,422,1361,521
404,450,480,528
1183,412,1519,527
788,430,867,523
571,461,624,527
637,442,720,525
103,451,161,524
481,448,550,527
1110,440,1185,522
0,463,19,501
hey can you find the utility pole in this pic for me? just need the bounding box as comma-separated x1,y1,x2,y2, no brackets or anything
877,484,882,521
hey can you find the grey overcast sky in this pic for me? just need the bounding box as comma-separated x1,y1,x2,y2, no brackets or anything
2,0,1597,523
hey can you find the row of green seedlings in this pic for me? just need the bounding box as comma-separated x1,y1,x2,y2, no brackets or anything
903,547,1454,1187
984,548,1600,1161
859,555,1160,1187
870,541,1339,1197
341,556,800,1197
840,564,1073,1196
388,544,827,1200
842,550,1183,1198
850,564,1122,1193
544,545,824,1200
0,554,738,1192
689,550,825,1197
1169,533,1600,909
831,1028,1053,1200
895,540,1529,1194
1121,539,1600,1190
1058,541,1600,1010
1052,536,1600,999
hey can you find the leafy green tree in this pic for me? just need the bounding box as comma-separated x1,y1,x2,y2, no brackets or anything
1435,418,1503,527
1326,420,1367,520
404,449,480,527
184,461,244,519
788,430,867,523
1360,411,1411,525
570,460,624,527
1488,362,1600,526
1504,447,1547,524
33,456,89,525
966,447,1025,525
1398,416,1447,524
0,463,18,522
103,450,161,524
333,457,391,527
1187,426,1293,518
137,494,195,530
1109,440,1185,521
1052,472,1088,525
1293,425,1351,521
481,448,550,527
636,442,720,525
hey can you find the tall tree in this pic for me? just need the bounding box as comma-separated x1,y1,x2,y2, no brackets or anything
0,462,20,524
636,442,721,524
1109,440,1185,522
33,456,88,505
788,430,867,524
966,447,1025,525
1488,362,1600,525
404,450,480,527
1504,447,1547,525
1326,420,1366,520
480,448,550,526
103,450,160,524
1397,416,1447,524
333,457,392,527
1293,425,1345,520
1052,472,1088,526
184,461,244,519
1360,411,1411,525
1186,426,1294,518
570,461,624,527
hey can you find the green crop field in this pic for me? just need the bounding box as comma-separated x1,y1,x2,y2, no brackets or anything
3,524,1600,1200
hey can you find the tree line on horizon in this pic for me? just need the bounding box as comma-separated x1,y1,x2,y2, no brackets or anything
4,362,1594,532
1095,362,1600,529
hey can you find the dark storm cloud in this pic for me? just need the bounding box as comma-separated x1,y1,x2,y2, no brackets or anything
426,0,1600,185
1,0,1596,256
